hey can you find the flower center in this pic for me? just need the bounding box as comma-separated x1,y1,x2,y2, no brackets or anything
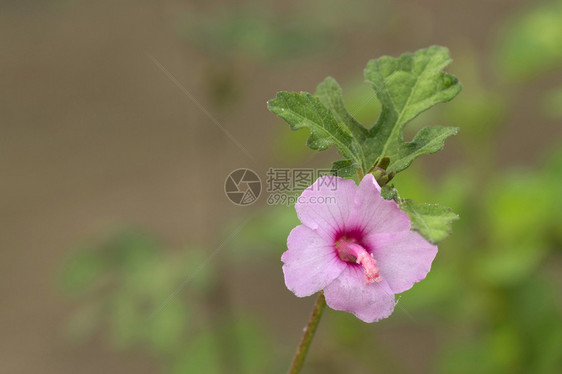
334,237,382,284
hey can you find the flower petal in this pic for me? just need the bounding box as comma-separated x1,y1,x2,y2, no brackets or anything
348,174,410,235
282,225,346,297
366,231,438,294
324,266,396,322
295,176,358,239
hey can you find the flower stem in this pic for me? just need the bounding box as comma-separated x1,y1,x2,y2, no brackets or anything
288,292,327,374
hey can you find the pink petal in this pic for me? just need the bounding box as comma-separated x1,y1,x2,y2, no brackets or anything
366,231,438,294
324,266,396,323
348,174,410,235
295,176,358,240
282,225,346,297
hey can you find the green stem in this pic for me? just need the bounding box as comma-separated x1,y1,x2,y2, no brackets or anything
288,292,327,374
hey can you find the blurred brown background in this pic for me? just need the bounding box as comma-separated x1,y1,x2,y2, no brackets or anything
1,0,561,373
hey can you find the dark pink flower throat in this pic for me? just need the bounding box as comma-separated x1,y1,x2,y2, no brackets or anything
334,236,382,284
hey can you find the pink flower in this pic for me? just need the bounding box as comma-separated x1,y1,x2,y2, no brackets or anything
282,174,437,322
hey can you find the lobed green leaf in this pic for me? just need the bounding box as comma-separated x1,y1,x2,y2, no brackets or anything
267,91,362,166
364,45,462,173
399,199,459,244
268,46,462,176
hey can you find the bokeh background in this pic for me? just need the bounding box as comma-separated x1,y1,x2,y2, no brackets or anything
1,0,561,373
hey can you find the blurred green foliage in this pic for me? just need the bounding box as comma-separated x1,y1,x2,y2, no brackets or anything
175,0,390,109
496,0,562,81
176,0,389,63
60,228,274,373
177,7,331,62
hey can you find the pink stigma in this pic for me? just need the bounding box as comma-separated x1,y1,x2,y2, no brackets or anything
335,237,382,284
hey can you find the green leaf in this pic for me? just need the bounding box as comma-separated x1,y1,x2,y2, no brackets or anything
267,91,363,166
364,45,462,173
380,184,399,200
268,46,461,177
399,199,459,243
315,77,369,144
331,160,359,178
388,126,459,173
